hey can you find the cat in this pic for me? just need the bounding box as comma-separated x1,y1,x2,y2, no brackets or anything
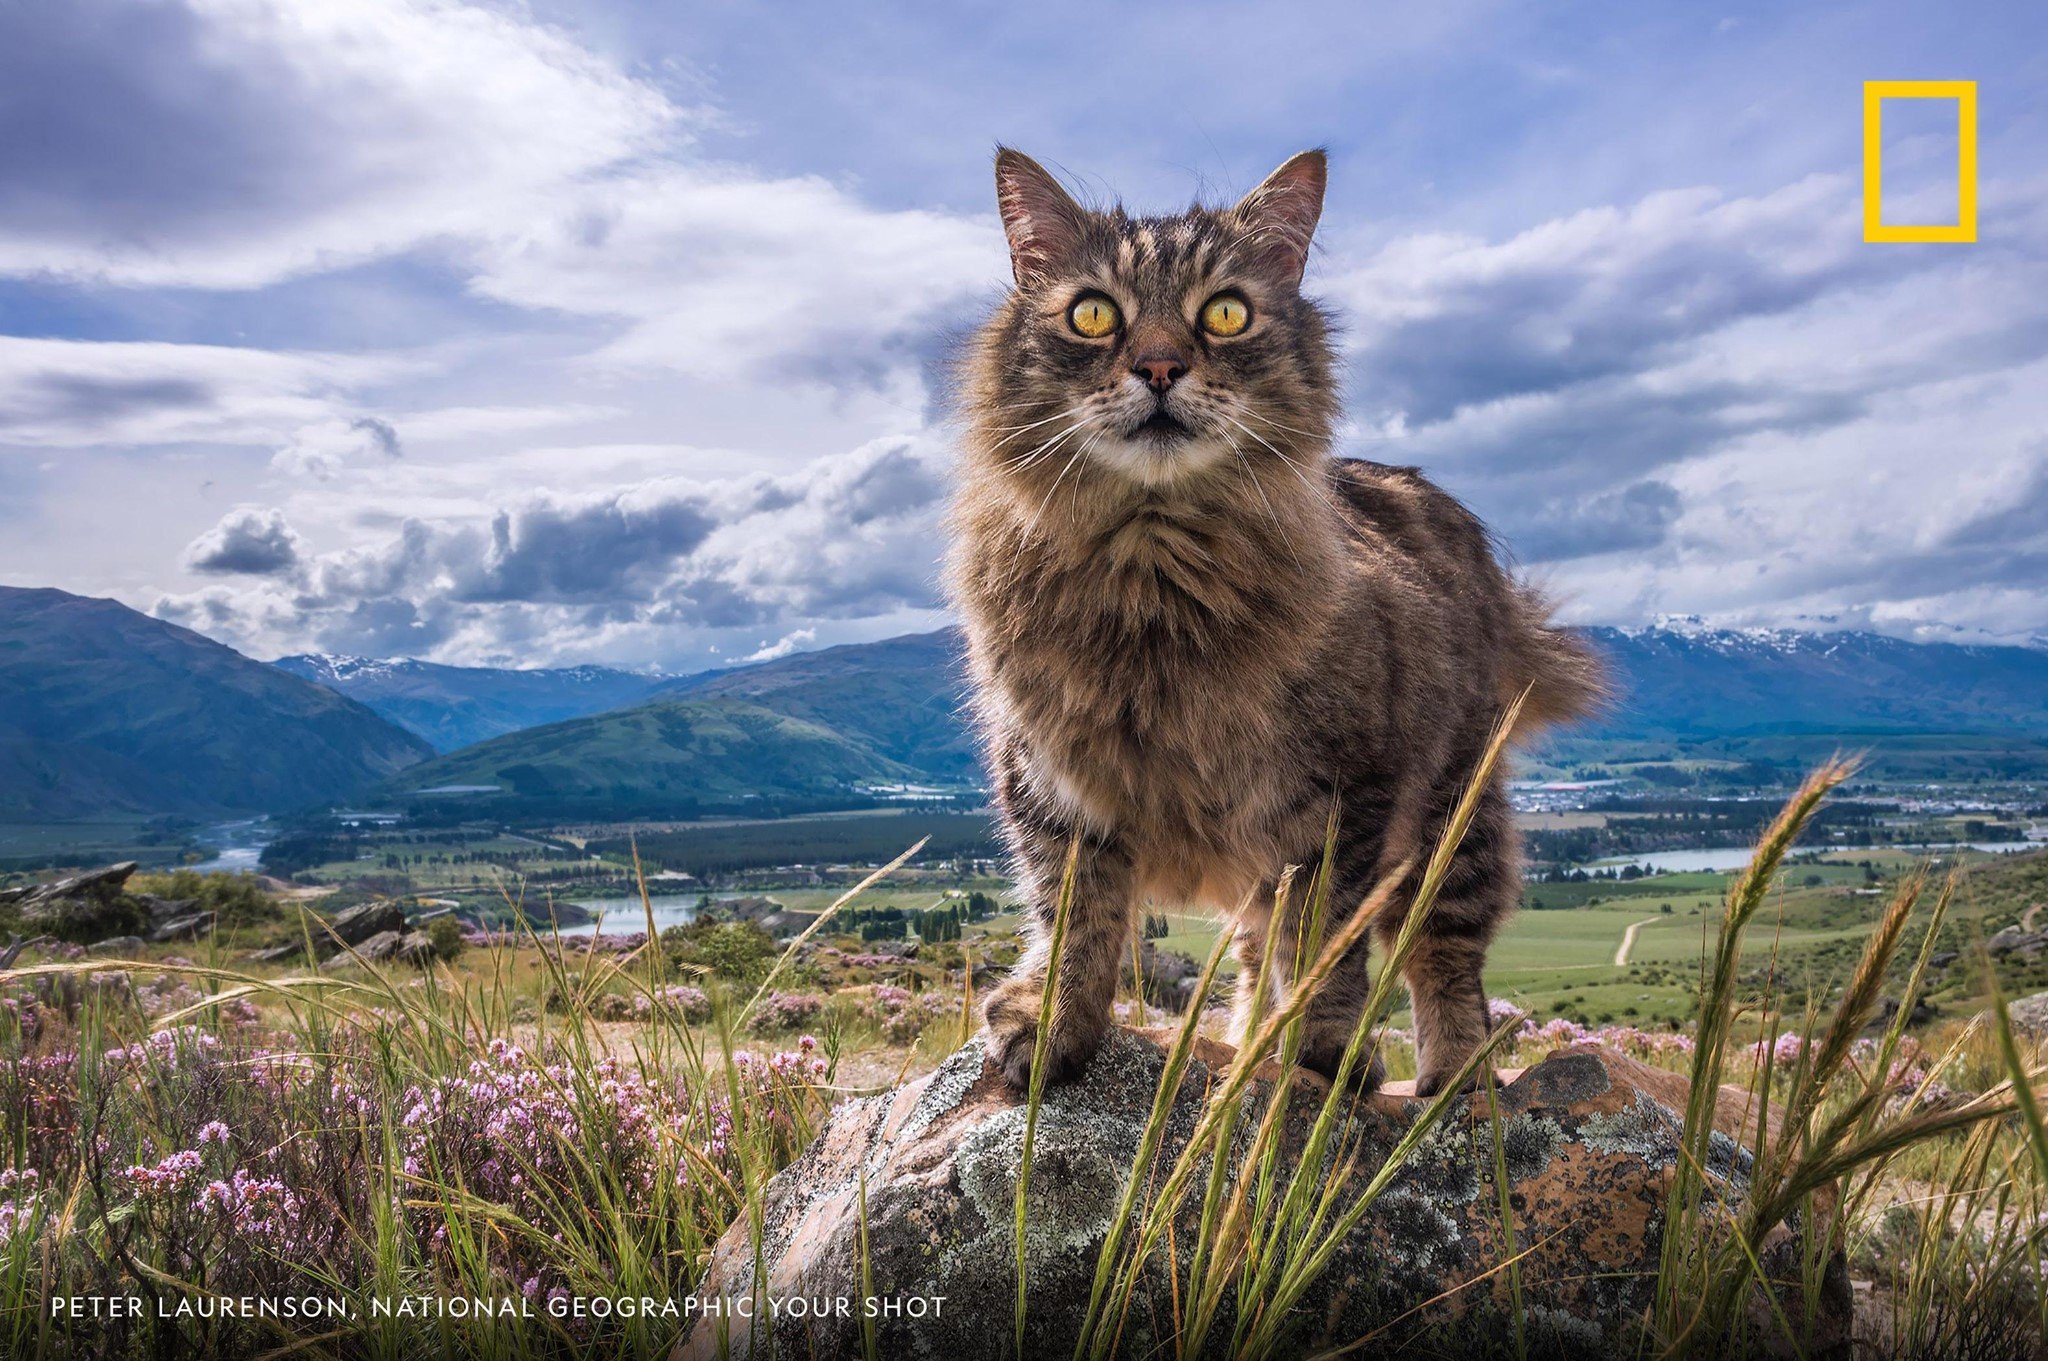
947,147,1606,1097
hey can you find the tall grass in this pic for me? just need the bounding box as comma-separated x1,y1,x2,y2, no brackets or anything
3,747,2046,1359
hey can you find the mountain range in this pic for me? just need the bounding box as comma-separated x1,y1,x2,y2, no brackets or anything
9,580,2048,827
371,624,2048,814
272,654,668,751
0,586,430,821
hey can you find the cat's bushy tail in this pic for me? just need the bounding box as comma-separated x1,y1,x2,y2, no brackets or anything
1504,586,1611,735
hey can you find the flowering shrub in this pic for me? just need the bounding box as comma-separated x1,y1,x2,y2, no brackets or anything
752,990,825,1032
863,985,954,1043
0,968,837,1348
1512,1013,1697,1060
650,984,711,1023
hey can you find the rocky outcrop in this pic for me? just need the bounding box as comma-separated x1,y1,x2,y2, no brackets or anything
321,927,434,969
684,1028,1850,1360
1988,924,2047,958
252,900,405,963
3,862,148,942
148,910,215,943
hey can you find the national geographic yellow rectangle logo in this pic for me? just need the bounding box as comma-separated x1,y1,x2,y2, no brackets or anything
1863,80,1977,242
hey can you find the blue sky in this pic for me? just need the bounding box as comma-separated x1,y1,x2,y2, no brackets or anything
0,0,2043,668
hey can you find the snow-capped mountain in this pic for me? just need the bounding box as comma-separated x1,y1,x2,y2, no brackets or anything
272,655,669,752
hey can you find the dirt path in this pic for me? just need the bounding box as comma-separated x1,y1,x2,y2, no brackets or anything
1614,917,1663,967
2024,903,2042,932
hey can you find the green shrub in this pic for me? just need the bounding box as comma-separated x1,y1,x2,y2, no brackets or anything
425,916,465,962
129,869,279,929
662,920,776,983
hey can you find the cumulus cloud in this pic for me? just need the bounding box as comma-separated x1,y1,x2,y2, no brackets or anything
1322,169,2048,644
0,0,1003,387
10,0,2048,664
182,506,303,575
743,629,817,663
154,435,951,664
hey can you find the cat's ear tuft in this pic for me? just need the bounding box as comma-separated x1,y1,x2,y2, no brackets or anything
1232,149,1327,284
995,148,1085,287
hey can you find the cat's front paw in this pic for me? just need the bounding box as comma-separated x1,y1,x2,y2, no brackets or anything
983,976,1105,1090
1412,1066,1487,1100
1299,1037,1388,1097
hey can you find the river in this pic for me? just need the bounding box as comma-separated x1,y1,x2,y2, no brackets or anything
188,818,275,874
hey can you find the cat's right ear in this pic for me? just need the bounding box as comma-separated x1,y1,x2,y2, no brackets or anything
995,148,1085,287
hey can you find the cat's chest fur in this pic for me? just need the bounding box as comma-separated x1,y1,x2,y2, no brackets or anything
959,496,1340,892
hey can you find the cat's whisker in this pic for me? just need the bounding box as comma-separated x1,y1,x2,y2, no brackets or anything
987,403,1097,454
1216,411,1367,545
1009,415,1101,473
1032,420,1103,525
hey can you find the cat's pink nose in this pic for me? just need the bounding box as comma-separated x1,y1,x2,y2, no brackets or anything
1133,352,1187,391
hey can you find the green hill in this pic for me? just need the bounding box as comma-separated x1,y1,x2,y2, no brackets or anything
0,586,432,820
662,630,976,778
381,696,913,816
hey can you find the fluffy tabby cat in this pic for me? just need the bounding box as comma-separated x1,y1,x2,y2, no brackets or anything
948,148,1605,1097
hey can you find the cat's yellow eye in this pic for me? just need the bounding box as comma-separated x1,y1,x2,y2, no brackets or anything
1200,293,1250,337
1068,294,1121,338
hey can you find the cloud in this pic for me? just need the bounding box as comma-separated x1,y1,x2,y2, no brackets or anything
182,506,303,575
742,629,817,663
0,0,682,289
11,0,2048,663
0,0,1004,387
462,166,1003,381
1315,167,2048,644
153,434,951,664
0,336,400,448
271,416,403,479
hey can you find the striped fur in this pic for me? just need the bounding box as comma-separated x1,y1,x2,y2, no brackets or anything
949,149,1605,1096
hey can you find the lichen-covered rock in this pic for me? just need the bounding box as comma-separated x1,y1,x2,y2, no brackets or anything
682,1028,1849,1360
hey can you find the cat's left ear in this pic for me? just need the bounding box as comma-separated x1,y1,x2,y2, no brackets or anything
995,148,1087,287
1231,150,1327,284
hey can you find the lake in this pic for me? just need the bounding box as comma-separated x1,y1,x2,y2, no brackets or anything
552,895,703,937
1592,841,2041,875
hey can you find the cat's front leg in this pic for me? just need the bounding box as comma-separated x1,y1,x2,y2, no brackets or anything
983,822,1136,1090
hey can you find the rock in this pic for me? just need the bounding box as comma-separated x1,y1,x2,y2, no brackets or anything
684,1029,1850,1360
255,900,406,963
149,911,215,943
760,909,821,939
1136,941,1198,1010
1988,925,2048,957
1868,995,1937,1031
136,894,199,924
86,936,146,957
11,863,147,942
322,927,435,969
2004,991,2048,1038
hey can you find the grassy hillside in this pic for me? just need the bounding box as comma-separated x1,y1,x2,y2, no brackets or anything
0,586,431,820
664,630,977,779
381,697,913,816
